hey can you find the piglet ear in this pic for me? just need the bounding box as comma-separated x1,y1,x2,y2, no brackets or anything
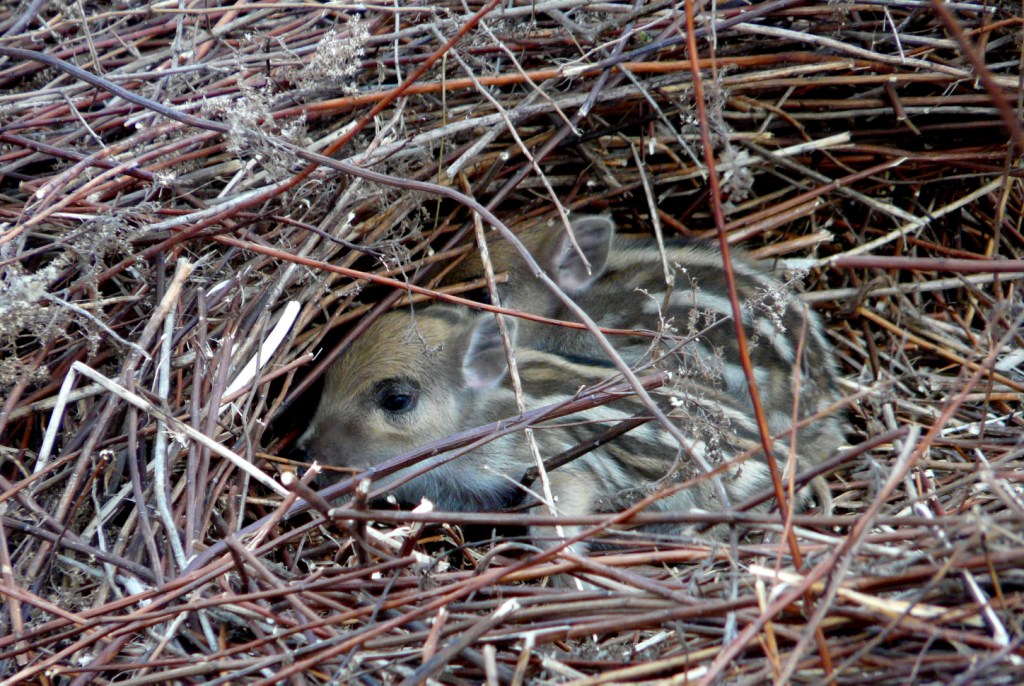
551,215,615,291
462,314,517,389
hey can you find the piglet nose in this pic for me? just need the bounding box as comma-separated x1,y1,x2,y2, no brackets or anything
295,424,315,452
290,434,314,464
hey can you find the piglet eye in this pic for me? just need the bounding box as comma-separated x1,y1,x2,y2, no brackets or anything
381,391,414,413
374,379,418,415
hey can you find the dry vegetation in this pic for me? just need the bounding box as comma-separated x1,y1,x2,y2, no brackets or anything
1,0,1023,683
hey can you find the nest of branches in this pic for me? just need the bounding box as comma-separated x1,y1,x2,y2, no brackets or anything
1,0,1022,683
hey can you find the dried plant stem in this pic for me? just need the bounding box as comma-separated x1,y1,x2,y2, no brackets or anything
154,288,189,571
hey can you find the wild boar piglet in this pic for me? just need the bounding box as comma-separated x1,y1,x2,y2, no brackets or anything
458,215,844,470
300,304,830,549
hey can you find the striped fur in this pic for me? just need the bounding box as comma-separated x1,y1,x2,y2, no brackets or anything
300,303,834,550
301,216,843,552
482,216,843,478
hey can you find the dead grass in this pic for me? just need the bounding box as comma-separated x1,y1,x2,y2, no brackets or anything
0,1,1022,683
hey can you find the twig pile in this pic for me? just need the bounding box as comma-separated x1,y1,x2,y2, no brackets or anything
1,1,1022,683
